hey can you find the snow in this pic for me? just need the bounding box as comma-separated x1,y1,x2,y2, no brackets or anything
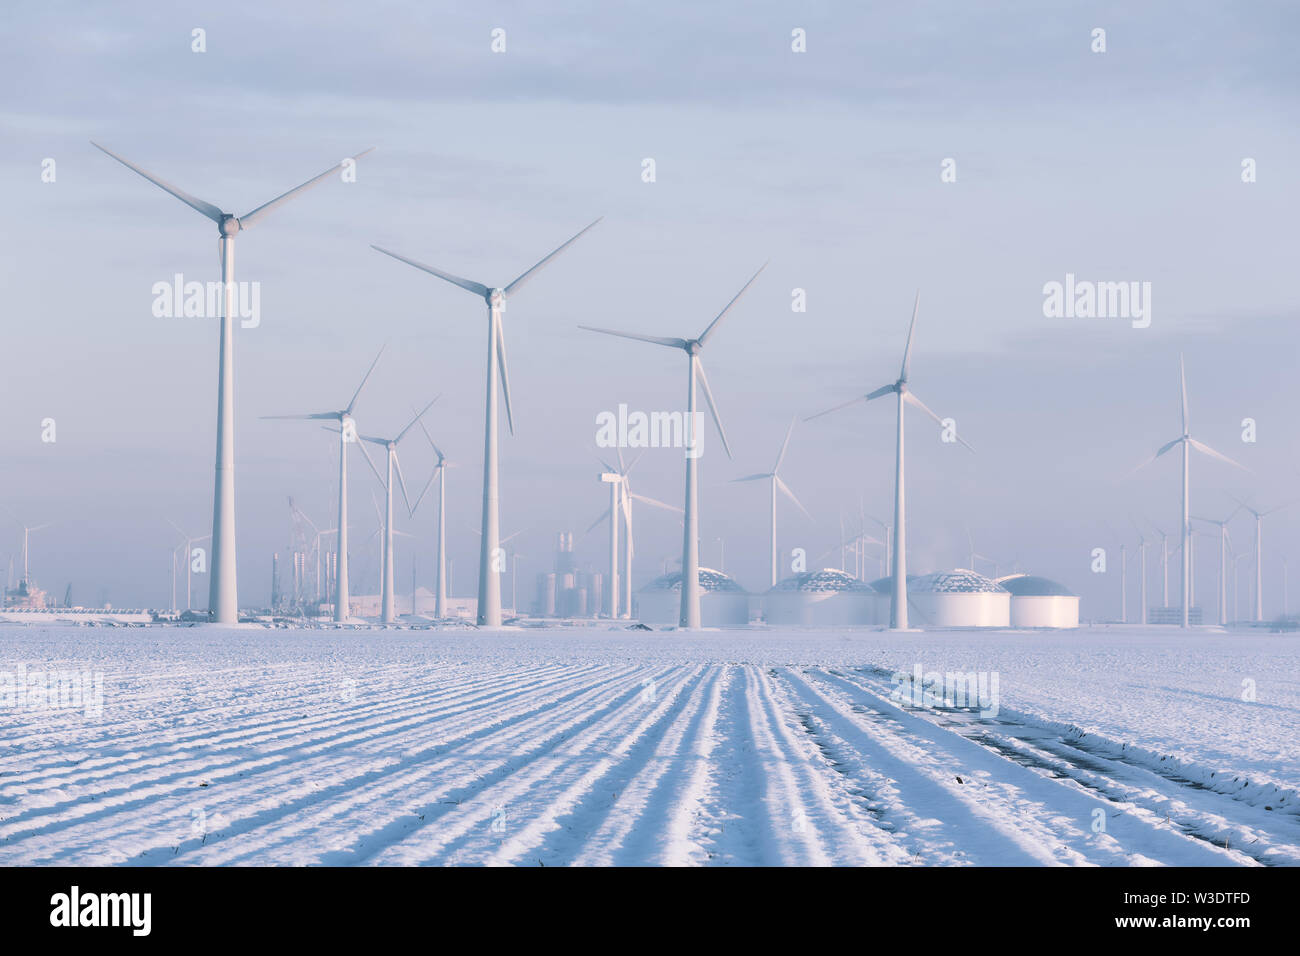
1,624,1297,866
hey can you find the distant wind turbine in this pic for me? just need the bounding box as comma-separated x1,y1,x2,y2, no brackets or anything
732,417,812,588
263,345,386,622
411,420,454,619
372,218,602,627
351,398,439,624
92,142,373,623
807,292,973,630
589,449,682,618
1193,506,1242,627
1229,495,1288,622
166,519,210,611
1133,355,1247,627
580,263,767,628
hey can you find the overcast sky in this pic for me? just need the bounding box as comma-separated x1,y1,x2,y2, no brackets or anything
2,1,1298,617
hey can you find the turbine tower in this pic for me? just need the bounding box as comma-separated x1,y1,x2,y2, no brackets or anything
263,346,386,623
92,142,372,623
354,399,439,624
411,421,453,619
1131,519,1148,625
580,264,766,628
1134,356,1246,627
371,219,601,626
732,417,812,588
806,293,973,630
1230,496,1288,622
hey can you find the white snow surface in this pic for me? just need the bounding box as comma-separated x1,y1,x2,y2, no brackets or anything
1,624,1297,867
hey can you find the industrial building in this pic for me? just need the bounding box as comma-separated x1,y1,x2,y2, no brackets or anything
533,532,605,619
904,569,1011,628
763,568,877,625
1000,574,1080,628
638,568,750,627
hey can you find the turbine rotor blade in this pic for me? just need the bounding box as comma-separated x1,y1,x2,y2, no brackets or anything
1180,353,1188,435
586,509,611,535
262,412,339,420
730,473,771,483
355,438,387,489
393,451,414,514
503,217,603,297
495,310,515,435
1189,438,1250,472
346,344,386,415
899,290,921,382
694,358,732,459
238,147,375,229
804,395,865,422
370,246,490,298
903,390,974,452
775,475,813,521
629,493,682,514
773,415,797,473
578,326,688,350
397,396,440,444
697,262,768,346
90,142,225,223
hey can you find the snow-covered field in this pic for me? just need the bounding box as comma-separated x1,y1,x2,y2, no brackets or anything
2,624,1298,866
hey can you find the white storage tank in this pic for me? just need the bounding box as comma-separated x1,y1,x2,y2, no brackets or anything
907,569,1010,628
1000,574,1080,628
764,569,877,625
637,568,750,627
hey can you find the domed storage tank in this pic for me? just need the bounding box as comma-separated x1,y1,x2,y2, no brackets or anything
637,568,750,627
764,569,877,625
1000,574,1079,628
907,569,1010,628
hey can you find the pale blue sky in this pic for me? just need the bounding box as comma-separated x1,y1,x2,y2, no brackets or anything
1,1,1297,616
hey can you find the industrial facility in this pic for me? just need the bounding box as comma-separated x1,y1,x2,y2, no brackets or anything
903,569,1011,628
638,568,749,627
763,568,878,626
1000,574,1080,629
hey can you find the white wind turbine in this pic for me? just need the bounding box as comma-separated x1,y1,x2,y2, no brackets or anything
806,293,973,630
1229,495,1288,622
166,519,211,611
411,420,454,619
263,346,386,623
93,142,372,623
1133,355,1247,628
731,418,812,588
580,264,767,628
1193,506,1242,627
351,398,439,624
372,219,602,627
589,449,682,618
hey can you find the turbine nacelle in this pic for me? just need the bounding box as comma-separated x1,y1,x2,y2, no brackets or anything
685,339,702,355
218,215,242,238
487,288,506,309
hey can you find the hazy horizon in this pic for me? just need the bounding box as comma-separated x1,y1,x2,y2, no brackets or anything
2,1,1298,617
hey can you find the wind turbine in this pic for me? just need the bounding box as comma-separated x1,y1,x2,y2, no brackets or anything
372,219,602,627
1193,507,1241,627
166,519,211,611
14,521,50,589
732,417,813,588
1230,496,1288,622
806,292,973,630
1133,355,1247,627
1131,518,1148,625
589,449,682,618
263,346,386,622
351,398,439,624
93,142,373,623
411,420,454,619
580,263,767,628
